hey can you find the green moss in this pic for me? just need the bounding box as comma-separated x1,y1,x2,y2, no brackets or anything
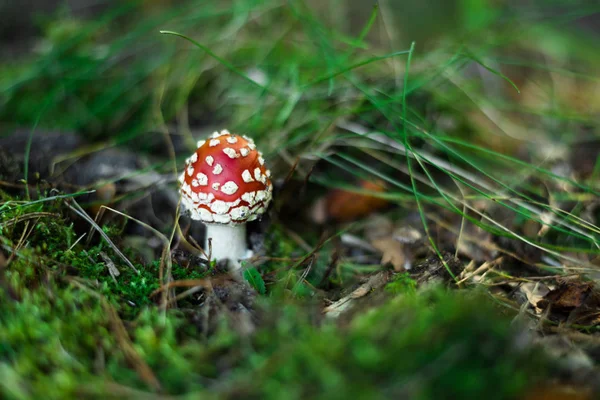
385,272,417,295
225,289,545,400
0,283,114,399
0,198,548,399
1,270,548,400
2,199,214,317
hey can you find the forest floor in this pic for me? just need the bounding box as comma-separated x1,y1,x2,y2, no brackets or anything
1,1,600,399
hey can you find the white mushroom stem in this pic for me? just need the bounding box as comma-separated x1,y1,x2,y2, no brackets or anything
204,223,247,270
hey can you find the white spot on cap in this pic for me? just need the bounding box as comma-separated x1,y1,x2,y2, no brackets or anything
188,153,198,163
266,169,271,178
178,172,185,184
223,148,238,159
240,148,249,157
205,156,214,166
196,173,208,186
254,168,262,181
212,164,223,175
191,192,199,202
196,140,206,148
209,139,220,147
211,200,230,214
258,156,265,165
221,181,239,195
247,142,256,150
256,190,268,202
241,191,256,204
212,182,220,190
221,129,231,136
230,206,250,220
213,214,231,224
199,208,213,222
197,192,214,203
242,169,254,183
211,131,221,138
226,136,238,144
191,179,199,187
187,165,194,176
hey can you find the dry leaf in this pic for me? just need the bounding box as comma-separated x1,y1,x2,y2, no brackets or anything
371,237,406,272
538,281,593,312
326,180,388,222
519,282,551,314
90,182,117,215
524,384,592,400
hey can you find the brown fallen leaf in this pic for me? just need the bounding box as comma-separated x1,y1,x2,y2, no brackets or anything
519,282,551,314
90,182,117,215
326,179,389,222
362,216,419,271
371,237,406,272
538,280,594,312
523,384,592,400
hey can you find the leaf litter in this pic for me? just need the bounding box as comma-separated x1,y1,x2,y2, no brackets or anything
2,2,600,397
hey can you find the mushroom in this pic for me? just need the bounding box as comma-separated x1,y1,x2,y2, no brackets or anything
179,129,273,270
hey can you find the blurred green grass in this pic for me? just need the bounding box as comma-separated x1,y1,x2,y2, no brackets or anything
3,0,597,262
1,0,599,397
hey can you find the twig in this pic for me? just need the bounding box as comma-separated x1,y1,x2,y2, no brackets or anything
159,286,205,310
187,233,210,261
99,251,120,283
6,220,35,266
64,199,139,274
150,278,218,297
0,212,60,228
67,233,86,252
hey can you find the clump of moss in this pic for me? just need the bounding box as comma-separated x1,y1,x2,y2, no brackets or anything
237,289,545,400
385,272,417,294
1,282,547,399
1,199,547,399
2,198,213,319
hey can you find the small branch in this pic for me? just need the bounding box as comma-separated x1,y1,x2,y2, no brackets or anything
99,251,120,283
64,199,139,274
0,212,60,228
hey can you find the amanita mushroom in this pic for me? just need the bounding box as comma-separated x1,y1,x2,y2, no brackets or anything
179,129,273,269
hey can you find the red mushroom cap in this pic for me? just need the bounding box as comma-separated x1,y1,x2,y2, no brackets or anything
179,130,273,225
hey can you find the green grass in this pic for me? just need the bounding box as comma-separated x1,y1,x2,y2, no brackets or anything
1,0,599,397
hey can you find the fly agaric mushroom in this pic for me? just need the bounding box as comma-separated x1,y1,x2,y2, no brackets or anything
179,129,273,269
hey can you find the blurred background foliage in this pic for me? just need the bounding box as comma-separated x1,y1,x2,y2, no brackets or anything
1,0,599,398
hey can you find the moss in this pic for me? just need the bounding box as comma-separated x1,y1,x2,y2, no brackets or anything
2,199,212,319
0,283,114,399
1,197,548,399
385,272,417,295
233,289,545,400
